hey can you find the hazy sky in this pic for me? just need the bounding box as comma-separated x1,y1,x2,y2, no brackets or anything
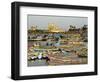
28,15,88,30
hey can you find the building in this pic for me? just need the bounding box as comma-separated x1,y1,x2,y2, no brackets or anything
30,25,37,31
48,23,64,32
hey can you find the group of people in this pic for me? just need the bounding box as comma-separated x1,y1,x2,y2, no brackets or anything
29,51,50,62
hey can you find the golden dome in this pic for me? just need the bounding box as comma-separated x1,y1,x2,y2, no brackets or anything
48,23,64,32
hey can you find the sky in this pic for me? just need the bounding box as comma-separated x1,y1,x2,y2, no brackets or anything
28,15,88,31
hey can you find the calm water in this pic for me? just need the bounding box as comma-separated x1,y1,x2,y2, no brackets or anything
28,60,48,66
